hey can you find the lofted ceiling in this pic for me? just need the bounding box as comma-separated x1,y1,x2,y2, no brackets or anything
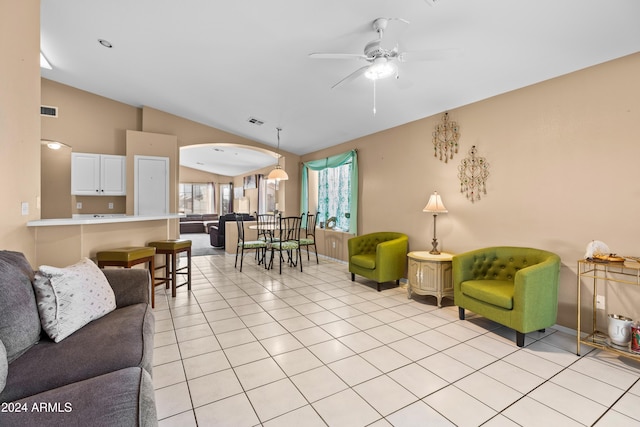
40,0,640,176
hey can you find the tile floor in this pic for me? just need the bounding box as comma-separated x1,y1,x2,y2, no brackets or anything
152,253,640,427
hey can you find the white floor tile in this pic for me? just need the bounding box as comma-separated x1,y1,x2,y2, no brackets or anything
455,372,523,411
290,365,349,402
155,382,193,421
418,352,475,383
188,369,244,408
273,347,323,376
194,393,260,427
234,357,286,390
529,381,607,425
386,401,455,427
223,341,270,367
182,350,230,379
423,385,497,427
361,345,412,373
246,378,308,422
308,338,355,364
328,355,383,386
263,405,328,427
313,389,381,427
501,396,583,427
354,375,418,416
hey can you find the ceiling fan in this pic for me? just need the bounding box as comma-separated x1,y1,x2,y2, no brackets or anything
309,17,457,89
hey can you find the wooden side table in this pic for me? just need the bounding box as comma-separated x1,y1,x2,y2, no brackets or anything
407,251,454,307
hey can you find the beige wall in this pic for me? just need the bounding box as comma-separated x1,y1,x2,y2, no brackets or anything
142,106,300,215
301,52,640,330
0,0,41,262
41,79,141,216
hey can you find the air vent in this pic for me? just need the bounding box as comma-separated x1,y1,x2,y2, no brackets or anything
247,117,264,126
41,105,58,117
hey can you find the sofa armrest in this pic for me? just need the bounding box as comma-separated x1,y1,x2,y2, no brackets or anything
102,268,150,308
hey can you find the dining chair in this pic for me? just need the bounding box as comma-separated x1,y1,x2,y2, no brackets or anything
268,215,303,274
299,211,319,264
235,214,267,272
256,212,279,243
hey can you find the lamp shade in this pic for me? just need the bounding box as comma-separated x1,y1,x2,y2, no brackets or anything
267,165,288,181
423,191,448,213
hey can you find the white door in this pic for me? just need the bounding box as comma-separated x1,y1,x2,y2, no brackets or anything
135,155,169,215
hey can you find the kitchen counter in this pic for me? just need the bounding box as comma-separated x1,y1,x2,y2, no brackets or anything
27,213,182,227
28,214,182,266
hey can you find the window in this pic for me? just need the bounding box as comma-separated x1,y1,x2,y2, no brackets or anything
318,162,351,231
220,183,232,215
258,176,277,214
301,149,358,233
179,183,215,214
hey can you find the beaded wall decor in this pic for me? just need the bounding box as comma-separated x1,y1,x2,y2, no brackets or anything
458,145,490,203
432,112,460,163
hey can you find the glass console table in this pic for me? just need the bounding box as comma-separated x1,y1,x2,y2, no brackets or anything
576,259,640,360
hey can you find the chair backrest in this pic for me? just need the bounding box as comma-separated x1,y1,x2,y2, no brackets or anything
306,212,318,237
278,215,302,243
235,213,246,243
256,213,278,241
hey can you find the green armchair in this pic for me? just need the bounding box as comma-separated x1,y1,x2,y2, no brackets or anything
348,232,408,292
453,246,561,347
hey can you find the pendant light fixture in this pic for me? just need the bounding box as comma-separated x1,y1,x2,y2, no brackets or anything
267,127,289,181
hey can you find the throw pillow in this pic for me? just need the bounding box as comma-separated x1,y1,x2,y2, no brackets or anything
0,339,7,393
0,251,42,363
33,258,116,343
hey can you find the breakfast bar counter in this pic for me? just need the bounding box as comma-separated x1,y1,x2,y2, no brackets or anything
27,214,181,267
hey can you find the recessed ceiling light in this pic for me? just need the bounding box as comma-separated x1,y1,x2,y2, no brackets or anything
98,39,113,48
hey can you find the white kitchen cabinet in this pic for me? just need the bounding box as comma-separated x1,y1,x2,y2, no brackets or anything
71,153,126,196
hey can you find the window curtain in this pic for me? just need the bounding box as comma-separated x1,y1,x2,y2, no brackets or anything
300,149,358,234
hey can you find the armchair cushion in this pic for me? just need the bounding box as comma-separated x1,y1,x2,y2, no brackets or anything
350,254,376,270
460,280,514,309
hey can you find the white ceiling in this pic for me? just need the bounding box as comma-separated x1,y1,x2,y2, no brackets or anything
40,0,640,176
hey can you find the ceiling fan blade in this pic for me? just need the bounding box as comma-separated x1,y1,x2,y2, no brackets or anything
398,48,463,62
309,53,368,60
331,65,369,89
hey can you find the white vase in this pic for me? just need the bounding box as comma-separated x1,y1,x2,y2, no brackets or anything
608,314,634,346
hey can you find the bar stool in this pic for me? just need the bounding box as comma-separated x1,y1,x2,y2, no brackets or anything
147,239,192,301
96,246,157,307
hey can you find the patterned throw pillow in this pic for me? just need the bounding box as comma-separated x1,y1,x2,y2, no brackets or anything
0,339,7,393
33,258,116,343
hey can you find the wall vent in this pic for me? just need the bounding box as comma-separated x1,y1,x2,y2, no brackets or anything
41,105,58,117
247,117,264,126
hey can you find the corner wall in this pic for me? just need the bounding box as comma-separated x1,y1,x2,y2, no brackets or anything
0,0,41,262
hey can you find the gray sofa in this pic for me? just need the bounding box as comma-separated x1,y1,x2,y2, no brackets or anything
0,251,157,426
179,213,219,234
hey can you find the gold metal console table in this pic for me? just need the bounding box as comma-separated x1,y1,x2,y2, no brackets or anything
576,259,640,360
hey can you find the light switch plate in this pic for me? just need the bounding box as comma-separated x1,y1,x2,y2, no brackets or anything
21,202,29,216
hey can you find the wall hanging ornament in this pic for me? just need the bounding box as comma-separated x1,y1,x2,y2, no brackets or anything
432,112,460,163
458,145,490,203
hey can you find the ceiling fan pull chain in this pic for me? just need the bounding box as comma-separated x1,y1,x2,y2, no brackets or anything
372,79,377,115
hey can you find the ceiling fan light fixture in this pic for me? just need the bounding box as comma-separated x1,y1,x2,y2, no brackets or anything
364,58,397,80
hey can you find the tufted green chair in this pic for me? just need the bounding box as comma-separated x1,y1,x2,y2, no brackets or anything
348,232,408,292
453,246,561,347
